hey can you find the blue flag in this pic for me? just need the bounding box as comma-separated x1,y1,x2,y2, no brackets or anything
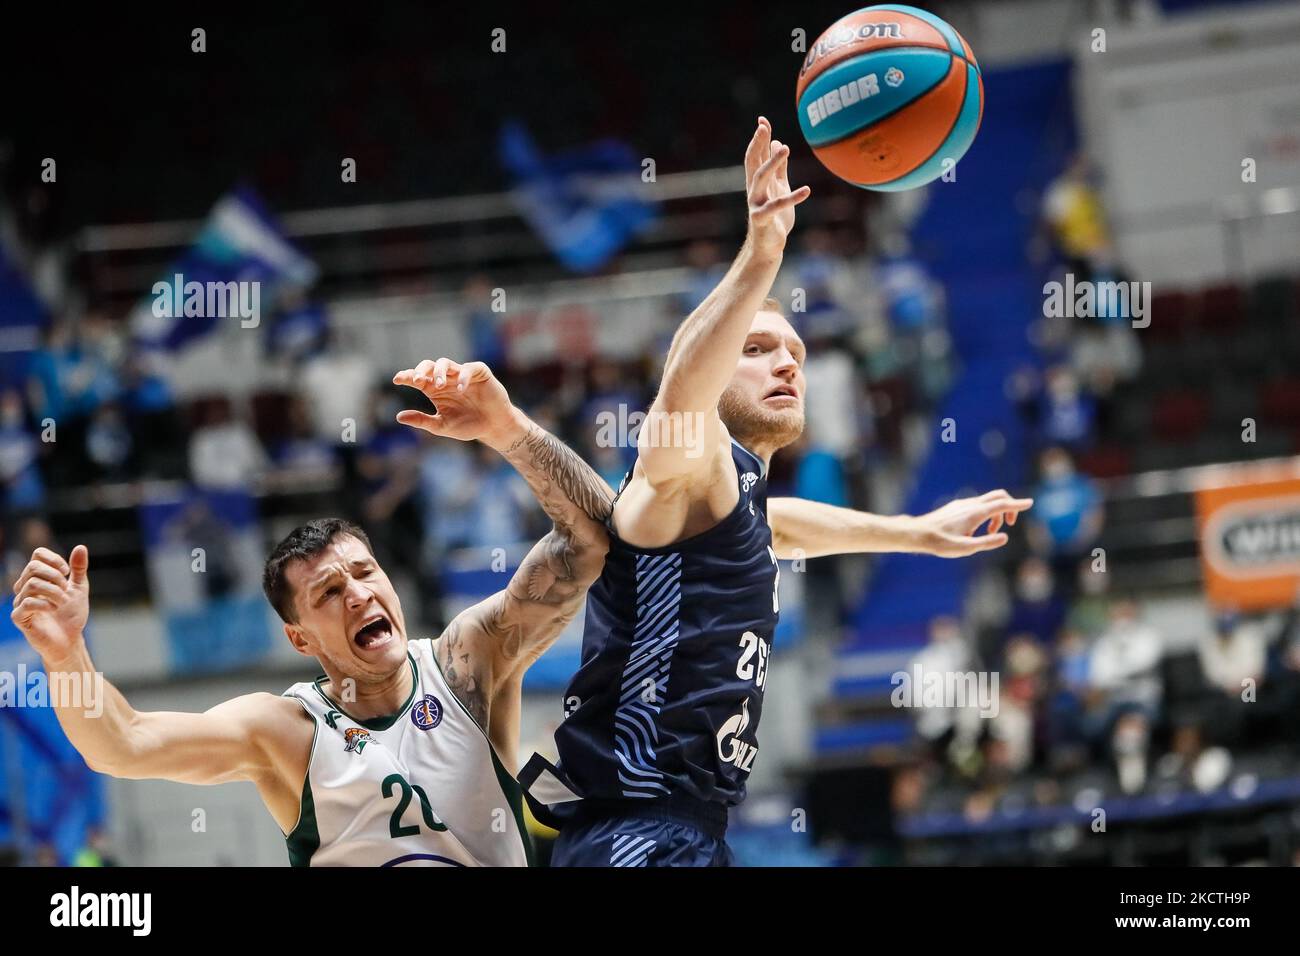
131,187,317,351
0,597,106,865
499,121,659,273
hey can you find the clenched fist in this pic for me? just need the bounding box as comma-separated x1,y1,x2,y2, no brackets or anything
11,545,90,664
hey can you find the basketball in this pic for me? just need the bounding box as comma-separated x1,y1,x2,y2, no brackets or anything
796,4,983,191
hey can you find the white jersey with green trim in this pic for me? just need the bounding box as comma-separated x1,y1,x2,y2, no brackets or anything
280,638,531,867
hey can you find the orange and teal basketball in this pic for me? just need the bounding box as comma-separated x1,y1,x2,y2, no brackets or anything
796,4,983,191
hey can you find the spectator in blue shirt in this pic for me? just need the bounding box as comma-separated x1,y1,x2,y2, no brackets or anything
1038,365,1096,452
467,444,534,550
1006,555,1068,648
794,442,850,508
1030,446,1104,567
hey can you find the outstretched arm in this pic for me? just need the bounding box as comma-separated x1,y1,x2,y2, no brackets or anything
394,359,613,723
768,491,1034,560
9,546,289,786
642,116,811,486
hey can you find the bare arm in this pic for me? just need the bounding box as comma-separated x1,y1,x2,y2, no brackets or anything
436,519,605,726
435,429,613,725
9,547,292,786
641,117,810,486
394,360,613,724
768,491,1034,560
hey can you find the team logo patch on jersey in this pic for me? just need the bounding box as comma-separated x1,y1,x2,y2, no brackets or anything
716,698,759,772
412,694,443,731
343,727,372,753
741,472,759,493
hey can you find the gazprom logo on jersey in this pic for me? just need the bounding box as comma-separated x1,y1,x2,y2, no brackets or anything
800,21,904,77
412,694,443,731
806,74,882,129
716,698,758,772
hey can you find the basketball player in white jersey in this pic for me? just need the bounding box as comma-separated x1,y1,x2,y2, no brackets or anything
9,359,614,867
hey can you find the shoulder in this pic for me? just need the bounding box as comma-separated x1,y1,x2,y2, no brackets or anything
634,426,736,494
224,692,315,749
429,615,492,729
429,615,486,674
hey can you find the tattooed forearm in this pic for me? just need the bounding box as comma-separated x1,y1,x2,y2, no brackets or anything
438,619,489,728
455,419,613,698
502,424,613,531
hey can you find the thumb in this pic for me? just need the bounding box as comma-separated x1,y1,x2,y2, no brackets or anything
69,544,90,585
396,410,443,433
939,532,1007,556
965,532,1009,553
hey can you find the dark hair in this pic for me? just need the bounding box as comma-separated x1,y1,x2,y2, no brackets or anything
263,518,373,623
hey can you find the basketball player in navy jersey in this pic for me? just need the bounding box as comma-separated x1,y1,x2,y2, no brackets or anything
521,117,1033,866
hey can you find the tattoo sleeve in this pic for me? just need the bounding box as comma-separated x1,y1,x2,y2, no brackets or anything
486,423,614,667
438,618,489,728
499,423,614,532
438,421,614,715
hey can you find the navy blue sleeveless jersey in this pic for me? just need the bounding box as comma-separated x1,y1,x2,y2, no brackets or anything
547,440,779,809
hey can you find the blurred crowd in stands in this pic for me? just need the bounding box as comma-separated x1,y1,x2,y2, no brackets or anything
1,184,957,636
907,562,1300,807
893,154,1300,821
4,146,1298,857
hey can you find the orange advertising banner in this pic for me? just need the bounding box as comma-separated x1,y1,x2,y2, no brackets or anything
1195,469,1300,611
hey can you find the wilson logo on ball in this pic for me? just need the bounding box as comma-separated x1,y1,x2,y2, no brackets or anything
795,4,983,191
799,22,904,77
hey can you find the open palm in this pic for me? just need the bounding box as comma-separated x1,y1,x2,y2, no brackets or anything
917,491,1035,557
745,116,811,255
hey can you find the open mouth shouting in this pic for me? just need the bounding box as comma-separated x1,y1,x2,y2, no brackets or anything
353,613,395,652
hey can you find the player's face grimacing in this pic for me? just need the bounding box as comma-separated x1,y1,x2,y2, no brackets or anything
283,534,409,679
717,308,806,454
